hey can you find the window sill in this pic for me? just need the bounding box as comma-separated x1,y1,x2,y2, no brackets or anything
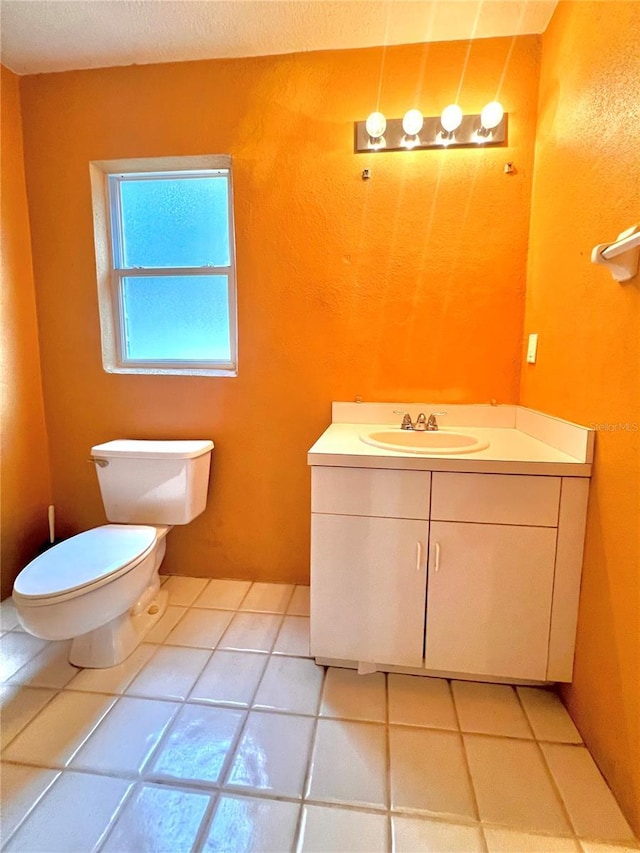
104,365,238,377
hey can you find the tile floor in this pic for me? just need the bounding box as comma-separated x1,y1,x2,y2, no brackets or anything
1,579,638,853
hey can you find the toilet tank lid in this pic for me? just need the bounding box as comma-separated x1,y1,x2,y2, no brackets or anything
91,439,214,459
13,525,157,601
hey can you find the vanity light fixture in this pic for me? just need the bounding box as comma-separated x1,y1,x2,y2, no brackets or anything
475,101,505,142
401,109,424,148
481,101,504,130
439,104,463,144
355,101,507,153
365,111,387,150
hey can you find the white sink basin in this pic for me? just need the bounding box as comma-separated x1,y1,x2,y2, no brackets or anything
360,429,490,455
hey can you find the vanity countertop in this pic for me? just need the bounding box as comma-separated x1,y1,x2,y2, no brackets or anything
308,404,594,477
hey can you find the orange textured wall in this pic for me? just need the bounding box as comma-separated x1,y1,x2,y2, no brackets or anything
522,2,640,832
18,37,539,582
0,65,52,599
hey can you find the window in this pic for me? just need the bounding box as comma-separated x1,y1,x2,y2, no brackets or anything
90,155,237,376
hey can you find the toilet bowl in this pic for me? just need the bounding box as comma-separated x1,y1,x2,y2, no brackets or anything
12,439,213,668
13,524,170,668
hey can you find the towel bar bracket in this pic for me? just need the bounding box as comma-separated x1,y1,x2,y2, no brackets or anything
591,224,640,283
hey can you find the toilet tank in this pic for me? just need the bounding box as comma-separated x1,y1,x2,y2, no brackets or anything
90,440,214,525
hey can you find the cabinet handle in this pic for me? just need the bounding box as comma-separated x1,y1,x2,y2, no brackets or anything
415,541,423,572
433,542,441,573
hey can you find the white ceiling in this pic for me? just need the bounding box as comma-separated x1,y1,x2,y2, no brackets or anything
0,0,558,76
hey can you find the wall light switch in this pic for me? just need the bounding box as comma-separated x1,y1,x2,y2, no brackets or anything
526,333,539,364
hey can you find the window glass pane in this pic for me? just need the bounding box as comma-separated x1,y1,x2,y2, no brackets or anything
119,176,230,268
122,275,231,362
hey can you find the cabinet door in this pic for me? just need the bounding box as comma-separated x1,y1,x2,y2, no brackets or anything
310,514,428,667
424,522,557,681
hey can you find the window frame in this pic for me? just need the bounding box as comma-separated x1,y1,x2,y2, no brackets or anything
90,155,238,376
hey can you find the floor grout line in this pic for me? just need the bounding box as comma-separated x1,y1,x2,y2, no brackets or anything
189,790,222,853
92,775,141,853
0,683,67,751
449,676,485,837
384,670,393,851
212,618,288,797
0,763,63,847
2,754,639,850
0,748,632,832
533,735,584,840
2,681,605,746
514,681,543,740
292,663,328,851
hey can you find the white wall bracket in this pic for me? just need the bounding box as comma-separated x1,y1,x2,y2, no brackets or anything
591,224,640,283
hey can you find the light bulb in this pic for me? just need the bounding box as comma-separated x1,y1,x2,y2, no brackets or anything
365,111,387,139
480,101,504,130
402,109,424,136
440,104,463,133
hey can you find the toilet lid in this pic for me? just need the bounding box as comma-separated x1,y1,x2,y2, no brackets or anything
13,525,157,601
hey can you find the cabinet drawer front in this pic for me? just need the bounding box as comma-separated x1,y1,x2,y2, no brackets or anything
312,467,431,519
431,472,560,527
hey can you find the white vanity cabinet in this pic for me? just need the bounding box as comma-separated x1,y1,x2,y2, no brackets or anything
310,465,590,683
310,467,431,667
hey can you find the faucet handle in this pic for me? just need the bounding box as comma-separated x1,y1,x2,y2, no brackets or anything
426,411,447,431
393,411,414,430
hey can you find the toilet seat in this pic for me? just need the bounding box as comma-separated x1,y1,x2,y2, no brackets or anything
13,525,158,607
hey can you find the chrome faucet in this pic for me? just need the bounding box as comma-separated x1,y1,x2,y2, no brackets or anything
394,410,447,430
414,413,428,431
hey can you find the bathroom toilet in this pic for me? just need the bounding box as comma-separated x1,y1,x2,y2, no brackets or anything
13,439,213,668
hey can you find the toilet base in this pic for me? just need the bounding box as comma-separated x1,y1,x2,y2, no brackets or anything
69,588,169,668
